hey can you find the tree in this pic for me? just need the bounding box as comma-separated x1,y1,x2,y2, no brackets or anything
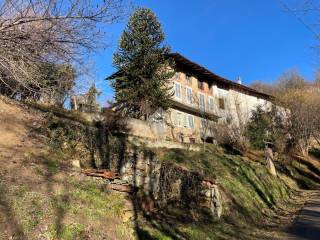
279,87,320,156
250,81,276,96
276,70,306,94
0,0,125,99
109,8,174,119
246,105,287,152
86,85,101,113
246,106,270,149
35,63,76,106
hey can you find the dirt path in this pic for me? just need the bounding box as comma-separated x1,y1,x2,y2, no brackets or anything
285,191,320,239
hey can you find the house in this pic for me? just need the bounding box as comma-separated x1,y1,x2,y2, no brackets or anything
70,86,101,113
109,53,273,144
155,53,272,143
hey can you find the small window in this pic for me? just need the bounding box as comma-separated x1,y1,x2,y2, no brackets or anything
186,87,192,104
175,111,183,127
218,98,225,110
189,137,196,144
208,97,214,111
200,118,207,129
198,81,204,90
188,115,194,129
183,114,188,128
198,93,205,111
174,83,181,99
186,74,192,85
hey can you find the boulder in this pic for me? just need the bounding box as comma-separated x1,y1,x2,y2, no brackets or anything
266,158,277,176
72,160,81,169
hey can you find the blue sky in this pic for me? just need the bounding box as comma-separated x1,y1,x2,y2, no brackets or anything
91,0,317,106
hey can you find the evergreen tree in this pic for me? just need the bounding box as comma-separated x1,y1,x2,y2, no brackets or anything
109,8,174,119
246,105,287,151
246,106,271,149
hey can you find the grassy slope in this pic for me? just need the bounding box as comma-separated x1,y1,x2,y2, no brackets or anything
1,97,320,240
136,146,320,240
0,97,134,240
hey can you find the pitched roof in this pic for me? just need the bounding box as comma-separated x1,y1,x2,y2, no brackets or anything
106,52,272,100
169,53,272,100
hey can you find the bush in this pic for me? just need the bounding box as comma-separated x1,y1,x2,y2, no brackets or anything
246,105,287,153
210,123,248,153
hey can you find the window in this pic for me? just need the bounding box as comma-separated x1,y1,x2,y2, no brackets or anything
186,74,192,85
174,82,181,99
188,115,194,129
198,93,205,111
218,98,225,110
175,111,183,127
208,96,214,111
186,87,192,104
183,114,188,128
200,118,207,129
198,80,204,90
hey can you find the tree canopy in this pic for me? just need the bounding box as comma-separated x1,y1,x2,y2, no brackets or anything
109,8,174,119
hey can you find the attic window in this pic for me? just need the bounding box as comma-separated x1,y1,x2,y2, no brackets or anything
218,98,225,110
198,81,204,90
186,74,192,85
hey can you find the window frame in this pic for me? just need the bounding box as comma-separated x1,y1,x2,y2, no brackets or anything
208,96,214,111
218,97,225,110
188,114,194,129
174,82,182,100
200,118,207,129
198,92,205,111
186,74,192,85
175,111,183,127
198,80,204,90
186,87,193,104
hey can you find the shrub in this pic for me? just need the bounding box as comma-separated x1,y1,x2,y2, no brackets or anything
246,105,287,153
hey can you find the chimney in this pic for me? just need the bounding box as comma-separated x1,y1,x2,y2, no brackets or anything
236,76,242,85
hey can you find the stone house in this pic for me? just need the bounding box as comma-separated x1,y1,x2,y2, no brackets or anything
70,94,101,113
153,53,273,143
109,53,273,144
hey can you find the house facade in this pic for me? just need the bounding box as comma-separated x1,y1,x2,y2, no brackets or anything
159,53,273,143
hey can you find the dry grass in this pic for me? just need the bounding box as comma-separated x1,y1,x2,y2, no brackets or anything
0,97,135,240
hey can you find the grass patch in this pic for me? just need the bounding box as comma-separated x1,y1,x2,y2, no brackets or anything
9,186,47,233
47,223,86,240
69,179,125,219
138,145,299,239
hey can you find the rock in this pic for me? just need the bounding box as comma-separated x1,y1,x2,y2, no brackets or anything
72,160,81,169
203,189,212,198
266,158,277,176
106,183,137,193
112,179,129,185
171,179,182,199
212,185,223,218
201,184,223,219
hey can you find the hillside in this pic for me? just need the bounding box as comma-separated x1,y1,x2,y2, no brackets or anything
1,97,320,240
0,97,135,239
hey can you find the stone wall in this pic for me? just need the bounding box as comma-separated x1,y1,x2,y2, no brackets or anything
117,147,223,218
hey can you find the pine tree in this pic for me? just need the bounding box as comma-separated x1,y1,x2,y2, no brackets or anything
109,8,174,119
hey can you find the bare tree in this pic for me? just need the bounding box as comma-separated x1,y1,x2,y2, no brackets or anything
0,0,126,98
279,86,320,155
280,1,320,43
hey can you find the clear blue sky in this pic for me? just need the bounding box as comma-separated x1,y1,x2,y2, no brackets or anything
92,0,318,106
